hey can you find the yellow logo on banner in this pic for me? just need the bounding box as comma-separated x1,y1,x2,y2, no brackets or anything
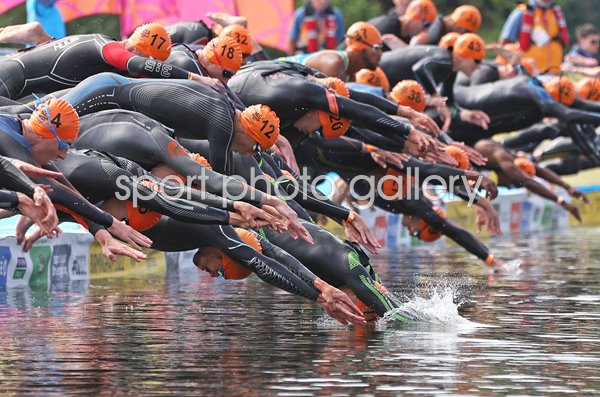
87,241,166,279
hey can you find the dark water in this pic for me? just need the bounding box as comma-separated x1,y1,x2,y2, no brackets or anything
0,228,599,396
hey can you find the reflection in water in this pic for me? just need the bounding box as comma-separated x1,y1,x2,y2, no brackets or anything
0,228,598,395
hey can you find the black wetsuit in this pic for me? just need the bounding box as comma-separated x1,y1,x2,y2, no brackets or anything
73,109,262,205
415,16,447,45
379,45,453,92
368,8,409,43
1,73,239,174
452,76,600,164
53,149,321,301
228,61,411,148
165,21,215,45
0,156,40,210
0,34,191,100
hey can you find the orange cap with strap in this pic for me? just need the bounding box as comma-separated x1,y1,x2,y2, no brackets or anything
30,98,80,141
318,77,352,139
240,104,280,149
344,21,382,52
514,158,536,177
220,228,262,279
577,77,600,102
445,145,469,170
124,179,162,232
416,206,446,242
355,67,390,92
390,79,427,112
544,76,575,106
454,33,485,61
450,5,482,32
439,32,460,49
405,0,438,23
202,36,243,73
220,24,253,56
129,23,172,61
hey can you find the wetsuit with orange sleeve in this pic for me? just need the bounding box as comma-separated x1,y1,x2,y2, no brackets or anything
73,109,262,206
0,34,193,100
228,61,412,148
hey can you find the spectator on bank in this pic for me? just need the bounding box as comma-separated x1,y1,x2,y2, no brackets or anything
288,0,345,55
499,0,569,73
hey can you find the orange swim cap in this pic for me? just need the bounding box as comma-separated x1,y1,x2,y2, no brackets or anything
390,80,427,112
381,168,412,198
318,77,352,139
345,21,382,52
220,24,253,56
577,77,600,102
439,32,460,49
220,228,262,279
355,67,390,92
405,0,438,23
544,76,575,106
450,5,482,32
30,98,80,141
202,36,243,74
240,104,280,150
129,23,172,61
445,145,469,170
173,153,212,184
514,158,536,177
125,201,162,232
416,206,446,242
454,33,485,61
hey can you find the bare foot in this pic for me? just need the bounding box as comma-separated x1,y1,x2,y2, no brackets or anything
206,12,248,28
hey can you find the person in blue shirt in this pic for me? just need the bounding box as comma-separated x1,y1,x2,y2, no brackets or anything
562,24,600,78
288,0,345,55
26,0,65,39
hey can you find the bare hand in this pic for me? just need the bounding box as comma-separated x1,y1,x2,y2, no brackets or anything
108,218,153,250
449,142,488,166
567,187,590,203
475,174,498,200
23,227,44,252
563,202,582,223
32,186,59,233
95,229,147,262
232,201,281,229
370,147,410,170
381,33,407,50
16,192,60,237
401,107,441,136
342,211,380,254
407,129,436,155
270,199,313,244
460,109,491,130
206,12,248,28
314,278,366,325
475,198,503,236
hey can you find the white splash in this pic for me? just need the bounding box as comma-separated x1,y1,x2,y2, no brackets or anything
377,284,485,330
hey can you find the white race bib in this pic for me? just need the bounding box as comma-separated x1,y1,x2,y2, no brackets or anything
531,26,551,47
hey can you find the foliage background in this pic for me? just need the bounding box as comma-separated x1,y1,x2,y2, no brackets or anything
0,1,599,49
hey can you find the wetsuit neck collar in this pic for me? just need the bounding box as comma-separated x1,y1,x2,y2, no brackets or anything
0,115,32,153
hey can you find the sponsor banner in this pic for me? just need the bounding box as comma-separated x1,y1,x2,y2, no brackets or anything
0,230,168,289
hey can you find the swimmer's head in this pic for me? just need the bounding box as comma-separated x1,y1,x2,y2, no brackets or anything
576,77,600,102
452,33,485,76
402,206,446,242
544,76,575,106
238,104,280,152
193,228,261,279
449,5,482,33
317,77,352,139
390,79,427,112
445,145,470,170
129,23,172,61
345,22,383,69
201,36,243,84
28,98,79,164
439,32,460,49
514,157,536,177
355,67,390,92
403,0,438,36
219,24,253,63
